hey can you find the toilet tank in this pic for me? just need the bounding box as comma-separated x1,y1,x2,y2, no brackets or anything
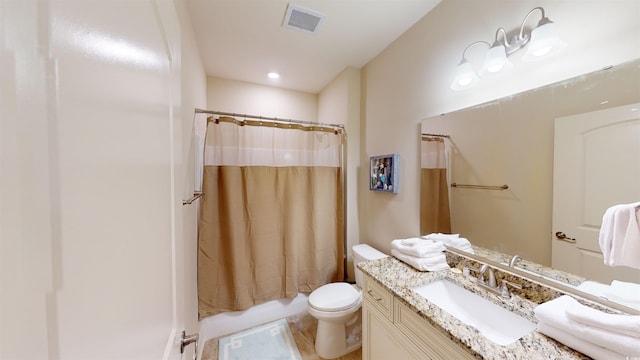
352,244,388,288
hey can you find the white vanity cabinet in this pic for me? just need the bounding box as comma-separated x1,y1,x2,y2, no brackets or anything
362,275,476,360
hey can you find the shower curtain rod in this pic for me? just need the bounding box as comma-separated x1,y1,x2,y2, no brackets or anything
195,108,345,130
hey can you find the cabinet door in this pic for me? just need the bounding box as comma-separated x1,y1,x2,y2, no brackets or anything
395,300,476,359
362,303,423,360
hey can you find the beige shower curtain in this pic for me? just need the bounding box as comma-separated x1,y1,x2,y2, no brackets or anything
420,136,451,234
198,116,345,319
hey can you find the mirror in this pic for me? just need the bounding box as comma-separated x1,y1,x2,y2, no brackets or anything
421,58,640,309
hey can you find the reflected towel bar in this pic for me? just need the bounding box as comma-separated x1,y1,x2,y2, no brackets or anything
421,133,450,139
451,183,509,190
183,192,205,205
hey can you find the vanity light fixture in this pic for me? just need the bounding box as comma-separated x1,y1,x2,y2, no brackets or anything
268,72,280,79
451,7,566,91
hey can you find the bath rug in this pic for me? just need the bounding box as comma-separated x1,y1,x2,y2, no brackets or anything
218,318,302,360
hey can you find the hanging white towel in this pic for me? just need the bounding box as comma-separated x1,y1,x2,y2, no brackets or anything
391,249,450,272
535,295,640,356
599,202,640,269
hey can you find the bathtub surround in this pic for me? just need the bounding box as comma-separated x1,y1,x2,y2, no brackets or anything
198,116,345,319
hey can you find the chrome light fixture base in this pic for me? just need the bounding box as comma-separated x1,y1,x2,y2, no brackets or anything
450,7,566,91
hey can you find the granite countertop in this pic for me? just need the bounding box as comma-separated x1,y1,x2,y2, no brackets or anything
358,253,593,360
471,247,586,287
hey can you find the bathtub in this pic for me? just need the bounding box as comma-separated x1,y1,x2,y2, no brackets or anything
198,293,310,358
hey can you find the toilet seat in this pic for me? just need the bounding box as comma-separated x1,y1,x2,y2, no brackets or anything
308,283,361,312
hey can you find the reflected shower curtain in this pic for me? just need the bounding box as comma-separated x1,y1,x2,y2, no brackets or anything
198,117,344,319
420,137,451,234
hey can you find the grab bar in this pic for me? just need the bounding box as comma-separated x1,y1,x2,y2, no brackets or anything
182,192,205,205
451,183,509,190
181,331,199,360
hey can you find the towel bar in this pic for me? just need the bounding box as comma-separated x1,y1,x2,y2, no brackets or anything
451,183,509,190
182,192,204,205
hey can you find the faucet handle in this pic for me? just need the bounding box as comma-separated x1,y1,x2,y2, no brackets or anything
463,265,480,278
501,279,522,298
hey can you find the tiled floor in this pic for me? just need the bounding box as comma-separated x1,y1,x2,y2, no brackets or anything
201,312,362,360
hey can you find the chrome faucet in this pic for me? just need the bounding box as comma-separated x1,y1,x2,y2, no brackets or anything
478,264,497,288
509,255,522,268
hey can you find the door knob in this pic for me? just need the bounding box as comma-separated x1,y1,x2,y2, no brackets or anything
555,231,576,243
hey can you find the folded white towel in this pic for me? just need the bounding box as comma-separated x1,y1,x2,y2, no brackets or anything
535,295,640,356
599,202,640,269
609,280,640,304
422,233,459,241
454,244,475,254
422,234,468,246
391,238,444,258
391,249,450,272
400,238,419,246
564,301,640,338
536,322,626,360
576,280,611,298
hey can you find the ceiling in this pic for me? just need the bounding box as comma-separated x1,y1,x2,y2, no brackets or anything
185,0,441,94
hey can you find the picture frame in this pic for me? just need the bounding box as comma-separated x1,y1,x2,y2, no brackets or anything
369,154,399,193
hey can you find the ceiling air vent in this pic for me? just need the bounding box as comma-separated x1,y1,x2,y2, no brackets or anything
282,3,325,34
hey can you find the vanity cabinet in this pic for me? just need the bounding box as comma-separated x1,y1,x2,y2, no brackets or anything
362,275,476,360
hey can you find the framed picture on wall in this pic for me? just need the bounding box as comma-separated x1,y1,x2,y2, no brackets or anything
369,154,399,193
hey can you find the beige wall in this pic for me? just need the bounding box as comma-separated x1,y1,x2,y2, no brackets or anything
361,0,640,263
318,67,362,280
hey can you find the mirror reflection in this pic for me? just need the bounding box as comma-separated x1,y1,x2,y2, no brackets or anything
421,58,640,309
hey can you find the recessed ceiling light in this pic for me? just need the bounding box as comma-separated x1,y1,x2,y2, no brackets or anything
268,72,280,79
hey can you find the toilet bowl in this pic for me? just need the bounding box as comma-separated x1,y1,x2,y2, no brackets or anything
307,244,388,359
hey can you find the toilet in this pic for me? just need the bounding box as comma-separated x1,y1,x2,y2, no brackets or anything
307,244,388,359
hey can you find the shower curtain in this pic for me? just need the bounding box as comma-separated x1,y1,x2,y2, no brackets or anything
420,136,451,234
197,116,345,319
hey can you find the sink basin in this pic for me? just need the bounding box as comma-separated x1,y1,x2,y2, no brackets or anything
412,279,536,346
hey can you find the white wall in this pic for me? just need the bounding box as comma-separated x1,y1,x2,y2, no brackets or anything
207,77,318,121
361,0,640,256
0,0,206,359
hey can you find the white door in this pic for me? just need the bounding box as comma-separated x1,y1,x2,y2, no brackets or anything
0,1,195,359
552,103,640,284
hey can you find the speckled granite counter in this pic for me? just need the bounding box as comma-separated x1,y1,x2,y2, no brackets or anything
358,252,596,360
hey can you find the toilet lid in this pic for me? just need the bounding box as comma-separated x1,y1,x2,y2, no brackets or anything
309,283,361,312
